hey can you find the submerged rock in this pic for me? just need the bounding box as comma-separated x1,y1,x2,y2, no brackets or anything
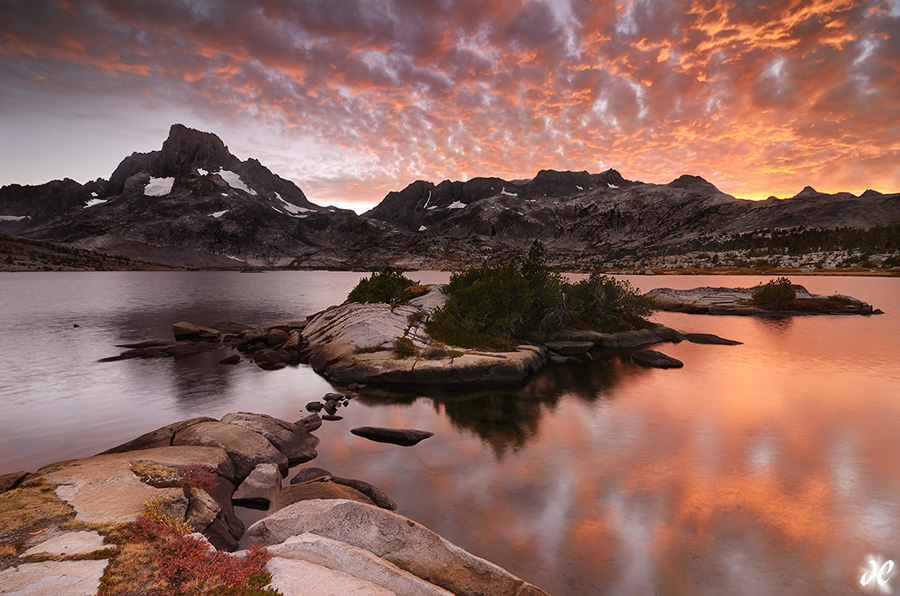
683,333,742,345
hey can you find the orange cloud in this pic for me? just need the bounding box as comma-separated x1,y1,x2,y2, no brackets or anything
0,0,897,206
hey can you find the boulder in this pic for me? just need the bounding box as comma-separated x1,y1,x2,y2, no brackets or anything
305,401,324,412
683,333,742,345
220,412,319,466
99,417,216,454
297,414,322,432
322,414,343,421
233,463,283,505
268,480,376,512
267,533,453,596
219,354,241,364
185,487,221,533
288,471,396,511
173,421,288,479
290,467,332,484
248,499,549,596
173,321,221,342
350,427,434,447
632,349,684,369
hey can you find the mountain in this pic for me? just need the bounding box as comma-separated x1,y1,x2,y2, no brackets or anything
0,124,393,268
363,170,900,266
2,124,898,270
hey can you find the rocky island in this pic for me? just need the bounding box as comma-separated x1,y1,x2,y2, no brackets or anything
646,279,881,316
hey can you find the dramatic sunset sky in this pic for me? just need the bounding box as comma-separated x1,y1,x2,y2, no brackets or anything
1,0,898,212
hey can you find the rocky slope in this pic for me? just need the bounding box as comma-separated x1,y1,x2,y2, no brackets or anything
364,172,900,267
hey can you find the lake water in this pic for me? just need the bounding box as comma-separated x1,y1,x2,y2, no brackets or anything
1,271,898,595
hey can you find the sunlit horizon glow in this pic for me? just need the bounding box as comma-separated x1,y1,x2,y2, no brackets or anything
1,0,898,213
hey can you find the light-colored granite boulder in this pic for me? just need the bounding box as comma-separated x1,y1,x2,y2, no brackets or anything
267,533,453,596
248,499,549,596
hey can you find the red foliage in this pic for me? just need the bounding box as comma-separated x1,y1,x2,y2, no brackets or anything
180,464,218,492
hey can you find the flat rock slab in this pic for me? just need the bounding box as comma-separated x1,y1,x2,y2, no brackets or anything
350,427,434,447
249,499,549,596
22,531,106,557
0,559,108,596
632,349,684,369
173,321,222,341
267,533,453,596
683,333,742,345
38,445,234,523
267,557,395,596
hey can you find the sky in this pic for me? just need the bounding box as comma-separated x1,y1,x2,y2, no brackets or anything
1,0,898,213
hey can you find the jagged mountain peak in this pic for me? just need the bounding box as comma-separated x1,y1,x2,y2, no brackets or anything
157,123,239,175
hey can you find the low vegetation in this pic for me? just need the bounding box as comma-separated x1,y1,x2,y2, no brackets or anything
99,497,280,596
752,277,797,308
347,266,429,305
427,241,655,350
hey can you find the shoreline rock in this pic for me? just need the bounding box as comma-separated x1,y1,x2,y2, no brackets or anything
1,407,549,595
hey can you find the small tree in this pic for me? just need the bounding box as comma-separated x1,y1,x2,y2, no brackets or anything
752,277,796,308
347,266,420,305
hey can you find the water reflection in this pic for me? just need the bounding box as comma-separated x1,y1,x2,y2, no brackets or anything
752,315,795,334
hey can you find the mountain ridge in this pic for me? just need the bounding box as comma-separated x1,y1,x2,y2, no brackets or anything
2,124,898,270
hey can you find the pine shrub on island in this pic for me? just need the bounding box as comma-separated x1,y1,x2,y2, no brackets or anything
347,266,429,305
752,277,796,308
426,241,655,350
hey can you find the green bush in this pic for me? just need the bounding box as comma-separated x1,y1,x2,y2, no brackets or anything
752,277,796,307
427,241,655,350
567,273,655,331
348,266,418,305
392,336,417,359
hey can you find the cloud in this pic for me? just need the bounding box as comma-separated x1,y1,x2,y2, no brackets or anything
1,0,897,208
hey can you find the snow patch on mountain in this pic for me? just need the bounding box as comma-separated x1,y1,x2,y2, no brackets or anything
0,215,29,221
273,192,313,216
84,198,108,208
144,177,175,196
448,201,466,209
217,170,257,195
209,210,228,219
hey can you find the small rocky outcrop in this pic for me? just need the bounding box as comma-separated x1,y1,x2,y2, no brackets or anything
248,499,550,596
632,349,684,369
350,427,434,447
645,286,879,315
299,291,547,384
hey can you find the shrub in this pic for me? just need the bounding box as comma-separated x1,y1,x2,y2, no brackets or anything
752,277,796,308
393,336,417,359
427,241,655,349
566,273,655,331
100,498,280,596
347,266,421,305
